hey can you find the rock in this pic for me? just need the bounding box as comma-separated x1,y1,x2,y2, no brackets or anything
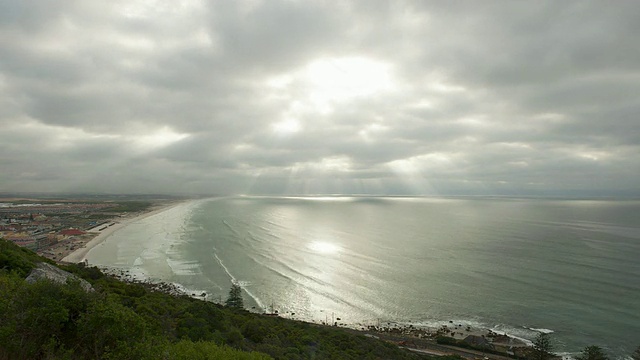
25,262,94,292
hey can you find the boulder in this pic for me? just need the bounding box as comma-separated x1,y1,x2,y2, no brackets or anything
25,262,93,292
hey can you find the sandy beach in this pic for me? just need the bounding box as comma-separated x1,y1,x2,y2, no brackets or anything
61,201,187,264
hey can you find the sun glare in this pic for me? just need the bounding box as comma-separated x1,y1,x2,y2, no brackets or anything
308,241,341,254
265,56,395,116
305,57,392,101
135,127,189,149
272,118,301,135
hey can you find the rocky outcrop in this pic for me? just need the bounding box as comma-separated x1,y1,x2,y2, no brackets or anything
25,262,93,292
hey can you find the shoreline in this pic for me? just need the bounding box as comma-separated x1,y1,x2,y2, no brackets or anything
91,265,538,360
61,200,189,264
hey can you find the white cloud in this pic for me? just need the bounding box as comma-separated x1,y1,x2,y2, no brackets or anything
1,0,639,196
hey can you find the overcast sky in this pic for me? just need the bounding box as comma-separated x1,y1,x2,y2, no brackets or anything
1,1,639,196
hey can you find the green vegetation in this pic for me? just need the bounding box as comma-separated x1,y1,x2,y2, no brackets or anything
0,238,432,359
226,283,244,309
435,336,458,346
532,333,553,360
576,346,609,360
0,238,55,277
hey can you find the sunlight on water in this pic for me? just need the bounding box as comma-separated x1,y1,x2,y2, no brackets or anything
85,197,640,358
308,241,341,254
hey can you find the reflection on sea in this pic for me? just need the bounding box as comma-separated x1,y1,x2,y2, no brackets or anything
86,197,640,357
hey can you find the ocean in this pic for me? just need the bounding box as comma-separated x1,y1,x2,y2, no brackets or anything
84,196,640,358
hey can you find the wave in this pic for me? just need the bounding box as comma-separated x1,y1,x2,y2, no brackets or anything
222,220,241,236
165,258,202,276
403,318,486,330
562,221,640,240
390,318,553,346
489,329,534,347
212,248,265,311
490,323,560,346
256,226,283,240
251,256,332,289
524,326,555,334
371,318,539,347
246,230,273,247
211,249,235,282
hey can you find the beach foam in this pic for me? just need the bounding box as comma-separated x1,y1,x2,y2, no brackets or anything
62,201,189,263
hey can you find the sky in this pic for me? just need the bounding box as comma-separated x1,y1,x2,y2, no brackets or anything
1,1,639,197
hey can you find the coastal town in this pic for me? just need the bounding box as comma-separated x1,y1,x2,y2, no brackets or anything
0,196,170,262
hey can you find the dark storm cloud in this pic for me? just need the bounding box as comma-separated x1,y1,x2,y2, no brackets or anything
1,0,639,195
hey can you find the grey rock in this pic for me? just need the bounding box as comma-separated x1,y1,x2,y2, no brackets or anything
25,262,93,292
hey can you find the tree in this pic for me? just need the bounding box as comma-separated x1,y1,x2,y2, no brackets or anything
225,283,244,309
532,333,553,360
577,346,609,360
77,295,148,359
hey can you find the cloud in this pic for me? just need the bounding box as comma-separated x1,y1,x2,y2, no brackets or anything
1,0,639,196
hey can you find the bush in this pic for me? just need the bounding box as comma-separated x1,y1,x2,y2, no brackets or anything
166,340,272,360
76,295,148,359
0,275,95,359
0,238,51,277
436,336,458,346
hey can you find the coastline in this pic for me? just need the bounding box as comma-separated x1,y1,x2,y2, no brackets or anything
52,199,633,360
86,265,537,360
61,200,188,264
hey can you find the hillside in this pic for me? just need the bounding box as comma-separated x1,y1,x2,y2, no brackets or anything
0,238,446,360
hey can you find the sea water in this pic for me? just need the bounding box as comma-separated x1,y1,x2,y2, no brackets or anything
85,196,640,358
